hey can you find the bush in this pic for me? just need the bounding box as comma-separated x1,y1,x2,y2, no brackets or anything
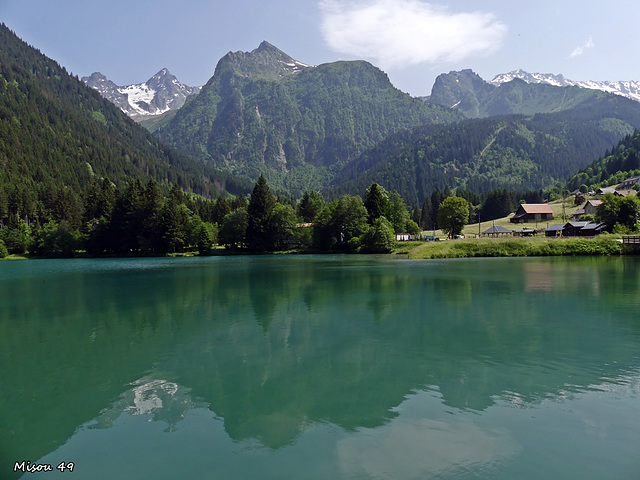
0,239,8,258
30,221,81,257
0,216,30,254
360,217,396,253
405,219,421,235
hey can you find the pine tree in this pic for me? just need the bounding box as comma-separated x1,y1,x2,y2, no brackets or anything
246,175,276,251
364,182,388,224
109,179,145,253
212,196,232,224
158,188,191,253
140,179,164,253
298,191,324,222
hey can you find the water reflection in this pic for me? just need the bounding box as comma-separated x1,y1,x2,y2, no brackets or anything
89,378,206,433
1,256,640,477
337,390,522,479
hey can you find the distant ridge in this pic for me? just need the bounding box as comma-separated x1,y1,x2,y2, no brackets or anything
427,69,640,119
491,69,640,103
82,69,201,120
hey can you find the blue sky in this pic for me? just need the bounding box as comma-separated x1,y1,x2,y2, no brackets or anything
2,0,639,96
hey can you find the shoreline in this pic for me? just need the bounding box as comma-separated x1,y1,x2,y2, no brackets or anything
2,235,639,261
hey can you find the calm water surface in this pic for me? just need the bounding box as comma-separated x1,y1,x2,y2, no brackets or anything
1,255,639,479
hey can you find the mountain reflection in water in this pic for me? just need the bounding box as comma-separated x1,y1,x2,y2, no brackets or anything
1,256,639,479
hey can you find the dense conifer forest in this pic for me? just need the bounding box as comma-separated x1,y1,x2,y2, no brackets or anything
329,106,640,205
566,130,640,191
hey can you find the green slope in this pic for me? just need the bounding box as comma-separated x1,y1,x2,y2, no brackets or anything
0,23,250,199
330,100,640,205
566,130,640,191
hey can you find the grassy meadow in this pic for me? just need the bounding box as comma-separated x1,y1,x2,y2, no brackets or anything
401,235,624,259
395,196,638,259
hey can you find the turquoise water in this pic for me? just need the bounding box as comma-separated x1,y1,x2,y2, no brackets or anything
1,255,639,479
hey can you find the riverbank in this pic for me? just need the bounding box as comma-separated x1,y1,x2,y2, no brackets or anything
401,235,632,259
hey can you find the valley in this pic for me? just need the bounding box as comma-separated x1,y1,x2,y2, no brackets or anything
1,24,639,259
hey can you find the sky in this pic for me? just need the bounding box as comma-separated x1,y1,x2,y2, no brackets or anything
2,0,640,97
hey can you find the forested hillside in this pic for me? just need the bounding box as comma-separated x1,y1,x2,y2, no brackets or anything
566,130,640,191
156,42,461,194
329,100,640,205
0,23,250,226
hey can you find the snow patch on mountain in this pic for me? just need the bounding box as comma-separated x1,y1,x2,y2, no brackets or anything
279,59,313,73
491,69,640,102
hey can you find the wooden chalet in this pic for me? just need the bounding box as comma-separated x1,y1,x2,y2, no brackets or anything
510,204,554,224
570,208,585,220
579,222,606,236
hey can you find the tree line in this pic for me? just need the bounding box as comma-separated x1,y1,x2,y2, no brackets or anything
0,174,464,257
3,173,638,259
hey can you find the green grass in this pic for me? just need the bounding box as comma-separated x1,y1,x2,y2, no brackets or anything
404,235,624,259
462,198,587,237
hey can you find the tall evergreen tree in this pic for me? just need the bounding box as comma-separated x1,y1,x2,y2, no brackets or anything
140,179,164,252
246,175,276,251
480,189,517,221
364,182,388,224
108,179,145,253
158,186,191,253
212,196,232,225
298,191,324,223
420,197,433,230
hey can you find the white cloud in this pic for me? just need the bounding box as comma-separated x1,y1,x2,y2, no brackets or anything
569,36,595,58
319,0,507,69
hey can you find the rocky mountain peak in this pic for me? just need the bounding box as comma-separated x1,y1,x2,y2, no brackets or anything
82,69,201,120
216,41,313,80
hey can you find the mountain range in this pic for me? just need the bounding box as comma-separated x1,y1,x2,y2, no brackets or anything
426,69,640,119
82,69,201,121
154,41,461,194
150,46,640,199
3,20,640,209
491,69,640,103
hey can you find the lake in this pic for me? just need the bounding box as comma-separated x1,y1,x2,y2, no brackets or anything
1,255,639,479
